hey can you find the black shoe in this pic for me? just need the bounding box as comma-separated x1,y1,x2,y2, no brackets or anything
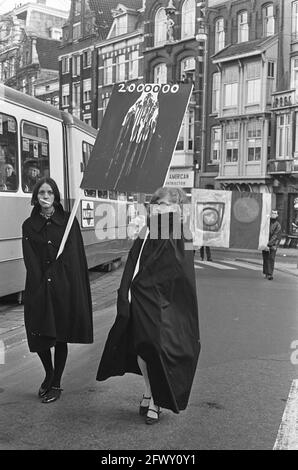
146,407,161,425
139,395,151,416
201,258,204,261
41,386,63,403
267,275,273,280
38,375,53,398
207,258,213,262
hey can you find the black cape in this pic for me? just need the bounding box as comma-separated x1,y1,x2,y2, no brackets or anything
22,204,93,352
97,218,200,413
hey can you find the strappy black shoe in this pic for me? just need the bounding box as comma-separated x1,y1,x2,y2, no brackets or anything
139,395,151,416
41,386,63,404
38,375,53,398
146,407,161,425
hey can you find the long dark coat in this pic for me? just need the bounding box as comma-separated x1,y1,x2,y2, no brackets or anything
96,221,200,413
22,204,93,352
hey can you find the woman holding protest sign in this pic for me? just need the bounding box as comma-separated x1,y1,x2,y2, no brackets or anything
97,186,200,424
22,177,93,403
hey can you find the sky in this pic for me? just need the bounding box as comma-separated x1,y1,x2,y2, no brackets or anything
0,0,71,14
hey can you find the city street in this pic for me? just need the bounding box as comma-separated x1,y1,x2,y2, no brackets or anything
0,250,297,450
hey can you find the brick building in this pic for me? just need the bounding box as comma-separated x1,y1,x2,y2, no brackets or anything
142,0,206,192
59,0,143,128
0,1,68,105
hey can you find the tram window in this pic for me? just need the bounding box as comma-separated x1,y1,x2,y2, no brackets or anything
0,113,18,192
98,190,108,199
84,189,96,197
21,121,50,193
82,141,93,171
118,192,127,201
108,190,117,200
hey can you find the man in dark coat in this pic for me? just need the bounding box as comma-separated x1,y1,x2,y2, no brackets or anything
97,187,200,422
22,177,93,403
262,209,282,280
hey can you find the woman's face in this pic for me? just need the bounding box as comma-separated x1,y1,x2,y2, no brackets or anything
37,183,55,210
4,164,13,176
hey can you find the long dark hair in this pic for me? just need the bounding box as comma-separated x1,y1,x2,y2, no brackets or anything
31,177,61,207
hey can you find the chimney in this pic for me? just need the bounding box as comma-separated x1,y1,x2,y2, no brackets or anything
36,0,47,5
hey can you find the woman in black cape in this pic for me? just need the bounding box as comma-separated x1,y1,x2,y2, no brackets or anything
22,177,93,403
97,187,200,424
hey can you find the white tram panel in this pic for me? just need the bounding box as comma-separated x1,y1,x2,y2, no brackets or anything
0,85,64,297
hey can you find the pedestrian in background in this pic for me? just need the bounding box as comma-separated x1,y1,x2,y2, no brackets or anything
200,246,212,261
262,209,282,280
97,187,200,424
22,177,93,403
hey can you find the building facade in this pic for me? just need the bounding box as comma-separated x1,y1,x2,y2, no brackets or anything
269,0,298,245
0,1,68,105
142,0,206,192
59,0,143,128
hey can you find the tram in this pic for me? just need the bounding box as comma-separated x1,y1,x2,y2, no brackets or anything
0,84,134,299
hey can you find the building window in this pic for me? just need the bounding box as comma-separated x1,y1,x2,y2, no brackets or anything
225,123,239,162
102,95,110,117
180,56,195,83
74,0,81,16
62,84,70,107
268,61,275,78
181,0,196,39
238,11,249,43
224,66,239,107
115,14,127,36
246,61,261,104
72,55,80,76
267,61,275,103
83,50,92,68
155,8,167,46
52,95,59,108
73,22,81,40
103,57,113,85
83,114,92,126
212,72,221,113
277,114,292,159
291,57,298,92
263,3,274,37
175,108,194,151
72,82,81,117
210,127,221,163
116,54,125,82
83,78,91,103
128,50,139,80
154,63,167,84
61,57,70,74
292,1,298,40
247,120,262,161
215,18,225,52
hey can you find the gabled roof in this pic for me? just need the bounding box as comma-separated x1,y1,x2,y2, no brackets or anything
88,0,142,33
36,37,61,70
212,36,278,63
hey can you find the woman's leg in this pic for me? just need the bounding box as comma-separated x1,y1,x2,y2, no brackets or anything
137,355,152,400
37,349,54,388
137,355,159,419
52,341,68,388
